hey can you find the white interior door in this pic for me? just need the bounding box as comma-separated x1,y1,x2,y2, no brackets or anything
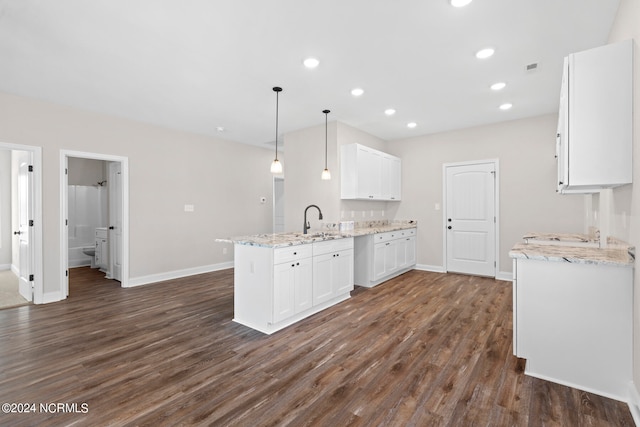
108,161,122,281
445,162,496,277
17,151,33,301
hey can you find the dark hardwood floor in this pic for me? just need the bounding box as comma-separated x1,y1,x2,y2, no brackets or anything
0,267,634,426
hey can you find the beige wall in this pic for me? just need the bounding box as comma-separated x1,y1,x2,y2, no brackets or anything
283,121,388,233
0,91,276,295
606,0,640,399
388,114,585,273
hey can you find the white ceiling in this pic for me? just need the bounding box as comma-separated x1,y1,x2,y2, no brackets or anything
0,0,620,147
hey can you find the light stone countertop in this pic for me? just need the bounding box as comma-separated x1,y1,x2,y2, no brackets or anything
216,220,417,248
522,231,600,247
510,234,635,267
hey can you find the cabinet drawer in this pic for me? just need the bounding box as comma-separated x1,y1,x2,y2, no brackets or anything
373,231,399,243
274,244,312,264
313,237,354,256
396,228,416,238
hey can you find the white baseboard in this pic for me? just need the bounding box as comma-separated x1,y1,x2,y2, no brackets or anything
127,262,234,288
39,291,63,304
0,264,11,271
628,382,640,425
495,271,512,282
11,264,19,276
415,264,445,273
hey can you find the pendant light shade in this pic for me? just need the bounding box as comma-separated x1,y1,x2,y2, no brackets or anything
271,87,283,174
321,109,331,180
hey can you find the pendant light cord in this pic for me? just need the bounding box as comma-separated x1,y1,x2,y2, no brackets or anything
275,89,279,161
323,109,330,168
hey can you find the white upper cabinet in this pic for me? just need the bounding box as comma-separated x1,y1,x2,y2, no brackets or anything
341,143,402,201
556,39,633,194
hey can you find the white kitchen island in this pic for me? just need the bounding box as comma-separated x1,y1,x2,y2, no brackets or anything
218,220,417,334
510,235,634,402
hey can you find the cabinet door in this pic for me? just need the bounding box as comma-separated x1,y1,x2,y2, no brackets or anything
313,252,334,305
294,258,313,314
273,262,296,323
382,155,402,201
384,241,398,275
395,237,407,269
405,236,416,266
333,250,354,295
358,147,383,199
373,242,387,280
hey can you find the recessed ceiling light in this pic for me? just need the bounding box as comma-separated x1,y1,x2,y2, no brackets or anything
303,57,320,69
384,108,396,116
476,48,495,59
351,88,364,97
407,122,417,128
491,82,506,91
450,0,472,7
499,103,513,110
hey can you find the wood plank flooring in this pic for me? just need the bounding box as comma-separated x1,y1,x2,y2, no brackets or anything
0,267,634,426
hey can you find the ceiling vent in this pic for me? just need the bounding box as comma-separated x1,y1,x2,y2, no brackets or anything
525,62,539,73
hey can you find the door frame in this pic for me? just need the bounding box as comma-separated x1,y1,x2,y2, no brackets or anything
0,141,43,303
60,150,129,295
442,159,500,276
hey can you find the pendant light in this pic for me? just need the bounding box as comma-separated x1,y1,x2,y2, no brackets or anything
321,109,331,180
270,86,283,174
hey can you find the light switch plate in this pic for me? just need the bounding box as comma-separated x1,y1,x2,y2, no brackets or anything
184,204,195,212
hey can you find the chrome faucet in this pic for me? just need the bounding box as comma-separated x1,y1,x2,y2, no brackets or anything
303,204,323,234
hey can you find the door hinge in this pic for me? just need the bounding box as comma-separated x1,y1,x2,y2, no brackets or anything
65,168,68,175
29,274,34,281
28,165,33,172
65,270,68,277
29,219,34,227
65,219,68,226
494,216,496,223
494,261,496,267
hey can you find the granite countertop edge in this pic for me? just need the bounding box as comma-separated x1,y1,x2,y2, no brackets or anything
509,242,635,267
216,221,417,248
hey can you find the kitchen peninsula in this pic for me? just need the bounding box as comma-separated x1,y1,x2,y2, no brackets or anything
510,232,634,401
218,220,416,334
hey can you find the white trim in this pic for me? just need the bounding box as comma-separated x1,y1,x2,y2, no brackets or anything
414,264,446,273
442,158,500,278
127,262,233,288
60,150,130,296
41,291,63,304
0,142,43,304
495,271,512,282
11,264,18,276
524,368,629,403
0,264,11,270
628,382,640,424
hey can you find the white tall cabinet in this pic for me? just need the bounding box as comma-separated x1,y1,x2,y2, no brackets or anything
556,39,632,193
341,144,401,201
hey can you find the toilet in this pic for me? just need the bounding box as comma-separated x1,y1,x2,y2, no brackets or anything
82,246,97,268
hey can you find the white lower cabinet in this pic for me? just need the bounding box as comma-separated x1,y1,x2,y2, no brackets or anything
355,228,416,288
273,257,312,323
313,239,354,305
234,237,354,334
512,258,632,401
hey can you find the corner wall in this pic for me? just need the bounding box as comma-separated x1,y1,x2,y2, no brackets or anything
0,91,276,296
387,114,585,273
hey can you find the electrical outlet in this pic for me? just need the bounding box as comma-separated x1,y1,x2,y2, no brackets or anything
222,247,228,255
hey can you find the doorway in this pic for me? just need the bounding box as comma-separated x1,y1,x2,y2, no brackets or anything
443,160,499,277
0,142,43,306
60,150,129,296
